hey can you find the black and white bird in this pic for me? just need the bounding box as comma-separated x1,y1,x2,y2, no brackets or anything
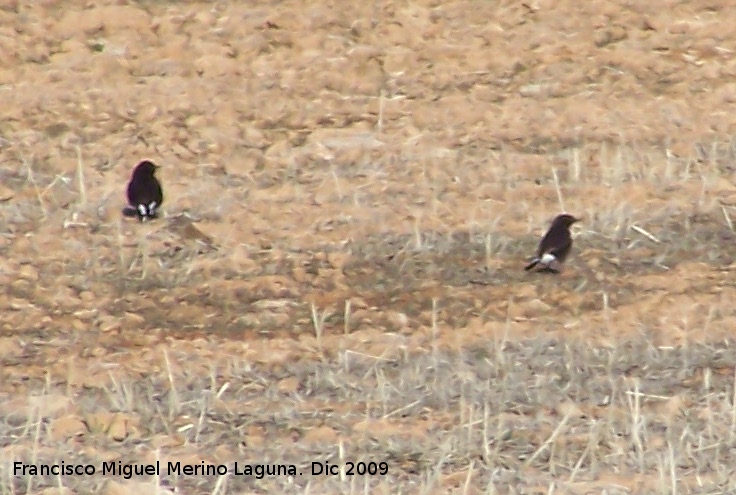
122,160,163,222
524,213,580,273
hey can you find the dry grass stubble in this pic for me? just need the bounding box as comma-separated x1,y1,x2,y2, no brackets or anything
4,338,736,494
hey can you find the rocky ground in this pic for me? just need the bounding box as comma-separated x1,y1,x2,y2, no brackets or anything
3,0,736,493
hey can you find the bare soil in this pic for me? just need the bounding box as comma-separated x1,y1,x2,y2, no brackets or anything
3,0,736,493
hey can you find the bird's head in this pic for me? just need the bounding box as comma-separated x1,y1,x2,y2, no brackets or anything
133,160,159,177
554,213,580,228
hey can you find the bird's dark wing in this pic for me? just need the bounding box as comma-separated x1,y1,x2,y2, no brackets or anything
547,238,572,263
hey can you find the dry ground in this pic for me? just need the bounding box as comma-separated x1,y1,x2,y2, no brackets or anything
3,0,736,493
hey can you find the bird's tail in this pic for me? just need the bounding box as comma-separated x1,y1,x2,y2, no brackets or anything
524,259,539,271
122,206,139,217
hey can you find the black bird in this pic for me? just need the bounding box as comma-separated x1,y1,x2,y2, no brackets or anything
122,160,163,222
524,213,580,273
